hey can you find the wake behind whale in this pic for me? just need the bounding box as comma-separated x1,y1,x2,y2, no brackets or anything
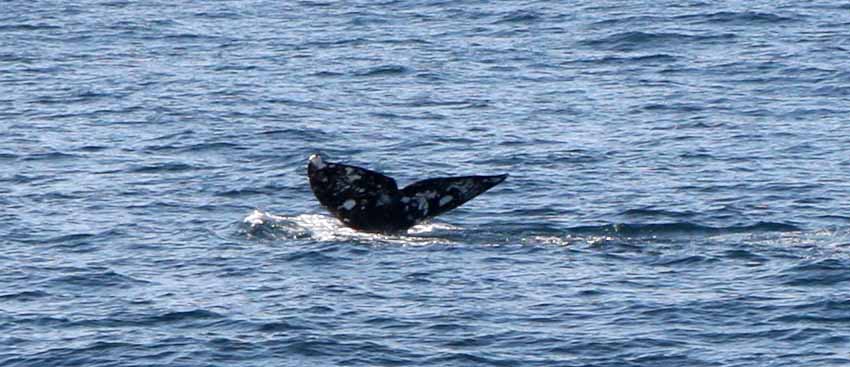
307,154,507,233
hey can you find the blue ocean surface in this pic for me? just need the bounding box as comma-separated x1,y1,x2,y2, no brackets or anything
2,1,850,366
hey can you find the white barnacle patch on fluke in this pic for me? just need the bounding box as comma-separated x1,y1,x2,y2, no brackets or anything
449,182,468,191
377,194,391,206
439,195,453,207
344,167,362,181
416,197,428,213
409,191,439,214
341,199,356,211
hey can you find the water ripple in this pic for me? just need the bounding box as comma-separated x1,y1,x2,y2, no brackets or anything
582,31,736,51
4,1,850,366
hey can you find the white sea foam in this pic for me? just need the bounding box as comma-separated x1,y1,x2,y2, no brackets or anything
243,210,459,245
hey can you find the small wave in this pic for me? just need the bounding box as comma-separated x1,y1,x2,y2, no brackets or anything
1,173,55,184
650,254,714,266
425,351,516,366
677,11,799,25
153,309,223,323
300,37,368,48
589,15,666,28
0,24,62,32
176,142,241,153
775,258,850,287
145,129,195,142
46,269,151,289
581,31,735,51
194,10,242,20
264,97,334,111
42,232,95,244
722,249,769,263
20,152,80,161
378,38,431,46
789,298,850,314
78,145,108,152
215,188,270,198
493,10,542,24
299,1,333,7
642,102,706,112
162,33,222,42
140,140,237,155
812,85,850,97
389,97,490,109
368,111,448,121
310,70,344,78
568,221,800,237
771,314,850,326
128,162,201,174
581,53,679,65
257,319,314,332
348,14,391,26
260,127,328,141
67,309,226,329
619,208,696,219
281,247,341,264
73,89,111,99
354,64,410,77
0,290,50,301
818,215,850,224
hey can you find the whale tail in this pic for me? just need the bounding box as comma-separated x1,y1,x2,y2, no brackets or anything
306,154,507,233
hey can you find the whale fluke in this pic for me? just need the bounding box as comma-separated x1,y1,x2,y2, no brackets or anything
307,154,506,233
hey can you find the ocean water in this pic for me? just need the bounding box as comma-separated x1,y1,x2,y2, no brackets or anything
3,0,850,366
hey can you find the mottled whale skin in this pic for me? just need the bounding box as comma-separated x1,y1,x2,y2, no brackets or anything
307,154,507,233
